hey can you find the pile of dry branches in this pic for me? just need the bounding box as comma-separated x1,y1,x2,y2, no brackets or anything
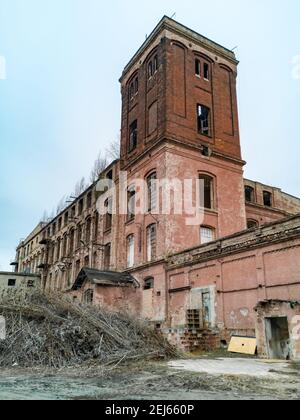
0,291,178,369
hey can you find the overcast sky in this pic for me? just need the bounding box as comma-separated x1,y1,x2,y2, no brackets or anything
0,0,299,271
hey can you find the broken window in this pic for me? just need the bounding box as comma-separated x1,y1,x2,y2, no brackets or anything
197,105,211,137
147,172,157,212
104,243,111,270
147,224,157,262
129,120,138,152
195,58,201,77
144,277,154,290
263,191,272,207
127,235,135,268
245,186,255,203
199,174,214,209
127,186,136,222
204,63,210,80
200,226,215,244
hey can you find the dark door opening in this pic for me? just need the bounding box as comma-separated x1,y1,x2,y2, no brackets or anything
265,317,291,360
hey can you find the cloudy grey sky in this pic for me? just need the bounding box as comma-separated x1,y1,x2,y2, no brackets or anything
0,0,299,271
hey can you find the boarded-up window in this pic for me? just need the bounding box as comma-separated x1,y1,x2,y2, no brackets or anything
148,101,158,135
147,224,157,262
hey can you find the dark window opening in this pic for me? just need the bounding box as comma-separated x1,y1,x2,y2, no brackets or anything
199,175,213,209
8,279,16,287
87,192,92,208
245,186,255,203
195,59,201,77
78,199,84,215
64,212,69,226
104,198,113,230
106,170,113,181
197,105,211,137
204,63,210,80
27,280,35,288
144,277,154,290
263,191,272,207
129,120,138,152
247,220,259,229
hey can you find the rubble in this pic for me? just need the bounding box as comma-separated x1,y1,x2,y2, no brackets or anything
0,291,178,369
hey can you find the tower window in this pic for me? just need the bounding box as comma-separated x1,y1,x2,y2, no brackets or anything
200,226,215,244
147,172,157,212
127,186,136,222
199,175,214,210
104,198,113,230
204,63,210,80
104,243,111,270
263,191,273,207
197,105,211,137
245,186,255,203
195,59,201,77
129,120,138,152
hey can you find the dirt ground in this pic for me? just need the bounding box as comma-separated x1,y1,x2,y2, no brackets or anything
0,353,299,400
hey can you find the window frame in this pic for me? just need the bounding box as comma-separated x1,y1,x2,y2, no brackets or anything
197,104,212,137
200,226,215,245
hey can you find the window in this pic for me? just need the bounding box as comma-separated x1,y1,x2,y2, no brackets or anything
71,206,76,219
263,191,272,207
197,105,211,137
148,55,158,79
52,223,56,236
148,61,153,78
129,83,135,100
127,235,135,268
104,198,113,231
75,260,81,277
104,243,111,270
78,199,84,215
204,63,210,80
129,120,138,152
83,289,94,305
87,192,92,208
199,175,214,209
64,212,69,226
147,224,157,262
84,255,89,267
8,279,16,287
56,238,61,261
58,218,62,231
153,55,158,73
200,226,215,244
147,172,157,212
85,217,92,243
76,225,82,248
69,229,75,254
93,212,99,240
247,220,259,229
245,186,255,203
195,58,201,77
135,78,139,94
62,234,68,257
129,76,139,100
127,186,136,222
144,277,154,290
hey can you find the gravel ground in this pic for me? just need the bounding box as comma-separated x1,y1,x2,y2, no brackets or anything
0,356,299,400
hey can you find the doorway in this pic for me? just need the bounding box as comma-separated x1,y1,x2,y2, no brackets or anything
265,317,291,360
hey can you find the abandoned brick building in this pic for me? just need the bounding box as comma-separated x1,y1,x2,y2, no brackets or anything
12,17,300,359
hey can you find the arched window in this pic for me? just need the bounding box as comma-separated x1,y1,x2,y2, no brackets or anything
104,198,113,230
200,226,215,244
144,277,154,290
247,219,259,229
146,224,157,262
245,186,255,203
146,172,157,212
199,174,214,210
127,235,135,268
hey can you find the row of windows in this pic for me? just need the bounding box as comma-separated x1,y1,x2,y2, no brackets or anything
128,103,212,152
245,186,273,207
46,191,93,238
